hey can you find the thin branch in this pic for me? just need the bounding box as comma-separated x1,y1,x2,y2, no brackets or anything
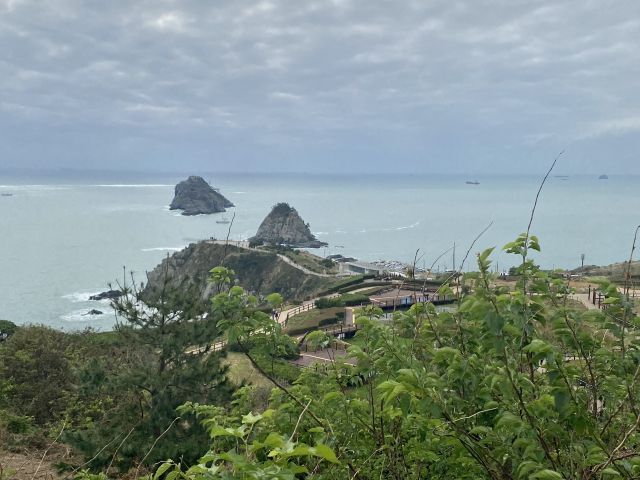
107,425,137,473
596,414,640,474
221,211,237,264
63,432,122,479
32,422,66,480
525,151,563,241
134,417,181,479
288,399,312,442
459,222,494,274
623,226,640,298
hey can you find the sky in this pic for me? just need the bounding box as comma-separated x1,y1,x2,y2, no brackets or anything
1,0,639,175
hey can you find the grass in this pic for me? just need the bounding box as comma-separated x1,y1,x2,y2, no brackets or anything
279,249,339,274
225,351,300,387
285,307,344,334
224,352,274,389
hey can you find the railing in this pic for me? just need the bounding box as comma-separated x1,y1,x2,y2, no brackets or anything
287,302,316,317
587,285,609,310
370,293,454,309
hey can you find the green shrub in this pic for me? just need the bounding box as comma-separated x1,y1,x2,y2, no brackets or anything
341,293,369,306
315,297,342,309
0,410,33,434
0,320,17,341
318,317,341,327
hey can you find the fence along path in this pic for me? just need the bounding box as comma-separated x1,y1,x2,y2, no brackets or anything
207,239,340,278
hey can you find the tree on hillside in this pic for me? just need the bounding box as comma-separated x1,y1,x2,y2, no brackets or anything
0,326,72,425
66,266,233,472
0,319,16,341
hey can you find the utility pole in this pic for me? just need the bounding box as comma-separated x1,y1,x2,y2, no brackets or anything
452,242,456,272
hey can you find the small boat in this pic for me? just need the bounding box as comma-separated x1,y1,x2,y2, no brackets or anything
465,180,480,185
216,216,231,224
1,193,13,197
599,174,609,180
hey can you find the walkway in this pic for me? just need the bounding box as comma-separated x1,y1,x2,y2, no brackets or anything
570,293,599,311
277,293,341,326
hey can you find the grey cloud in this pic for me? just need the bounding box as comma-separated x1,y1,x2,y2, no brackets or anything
1,0,639,173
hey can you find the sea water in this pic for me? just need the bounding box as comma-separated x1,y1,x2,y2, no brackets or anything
0,172,638,330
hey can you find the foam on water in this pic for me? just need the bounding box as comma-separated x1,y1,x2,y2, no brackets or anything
89,184,173,188
62,291,105,303
60,307,116,323
395,221,421,231
141,247,184,252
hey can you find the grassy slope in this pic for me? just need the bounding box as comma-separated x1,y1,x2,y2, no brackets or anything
285,307,344,334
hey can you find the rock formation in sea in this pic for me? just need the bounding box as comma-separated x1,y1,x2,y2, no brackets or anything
169,176,234,216
250,203,327,248
89,290,122,301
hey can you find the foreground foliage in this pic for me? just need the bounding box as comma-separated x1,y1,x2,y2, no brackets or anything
154,234,640,479
3,232,640,479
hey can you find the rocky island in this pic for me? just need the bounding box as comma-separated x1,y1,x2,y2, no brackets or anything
169,176,234,215
250,202,327,248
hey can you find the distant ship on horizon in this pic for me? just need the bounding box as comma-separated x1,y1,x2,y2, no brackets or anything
599,174,609,180
465,180,480,185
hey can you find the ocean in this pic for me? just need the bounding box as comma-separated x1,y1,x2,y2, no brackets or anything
0,171,638,331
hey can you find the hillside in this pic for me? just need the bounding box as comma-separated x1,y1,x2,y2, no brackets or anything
573,260,640,283
144,242,334,301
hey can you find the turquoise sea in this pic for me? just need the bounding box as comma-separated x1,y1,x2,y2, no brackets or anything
0,172,638,331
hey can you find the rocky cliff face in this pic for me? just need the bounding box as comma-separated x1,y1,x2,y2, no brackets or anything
143,242,331,301
250,203,327,248
169,176,234,215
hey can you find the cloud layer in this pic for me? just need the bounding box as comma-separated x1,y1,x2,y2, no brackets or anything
1,0,639,173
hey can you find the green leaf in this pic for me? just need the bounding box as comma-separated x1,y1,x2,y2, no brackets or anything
602,468,622,477
495,412,523,430
165,471,180,480
531,469,563,479
313,444,340,464
154,462,173,480
241,412,263,425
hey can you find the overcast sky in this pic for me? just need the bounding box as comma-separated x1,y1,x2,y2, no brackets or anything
1,0,639,175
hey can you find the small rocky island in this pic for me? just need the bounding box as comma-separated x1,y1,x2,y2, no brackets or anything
169,176,234,215
250,203,327,248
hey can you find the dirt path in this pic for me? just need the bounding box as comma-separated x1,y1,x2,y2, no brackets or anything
0,449,66,480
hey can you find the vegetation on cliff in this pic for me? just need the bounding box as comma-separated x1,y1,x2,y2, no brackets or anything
144,243,334,302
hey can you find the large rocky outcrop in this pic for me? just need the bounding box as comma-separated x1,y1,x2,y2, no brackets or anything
250,203,327,248
169,176,234,215
143,242,331,301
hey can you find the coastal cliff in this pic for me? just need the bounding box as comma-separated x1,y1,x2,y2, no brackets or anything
144,242,332,301
169,176,234,215
250,203,327,248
